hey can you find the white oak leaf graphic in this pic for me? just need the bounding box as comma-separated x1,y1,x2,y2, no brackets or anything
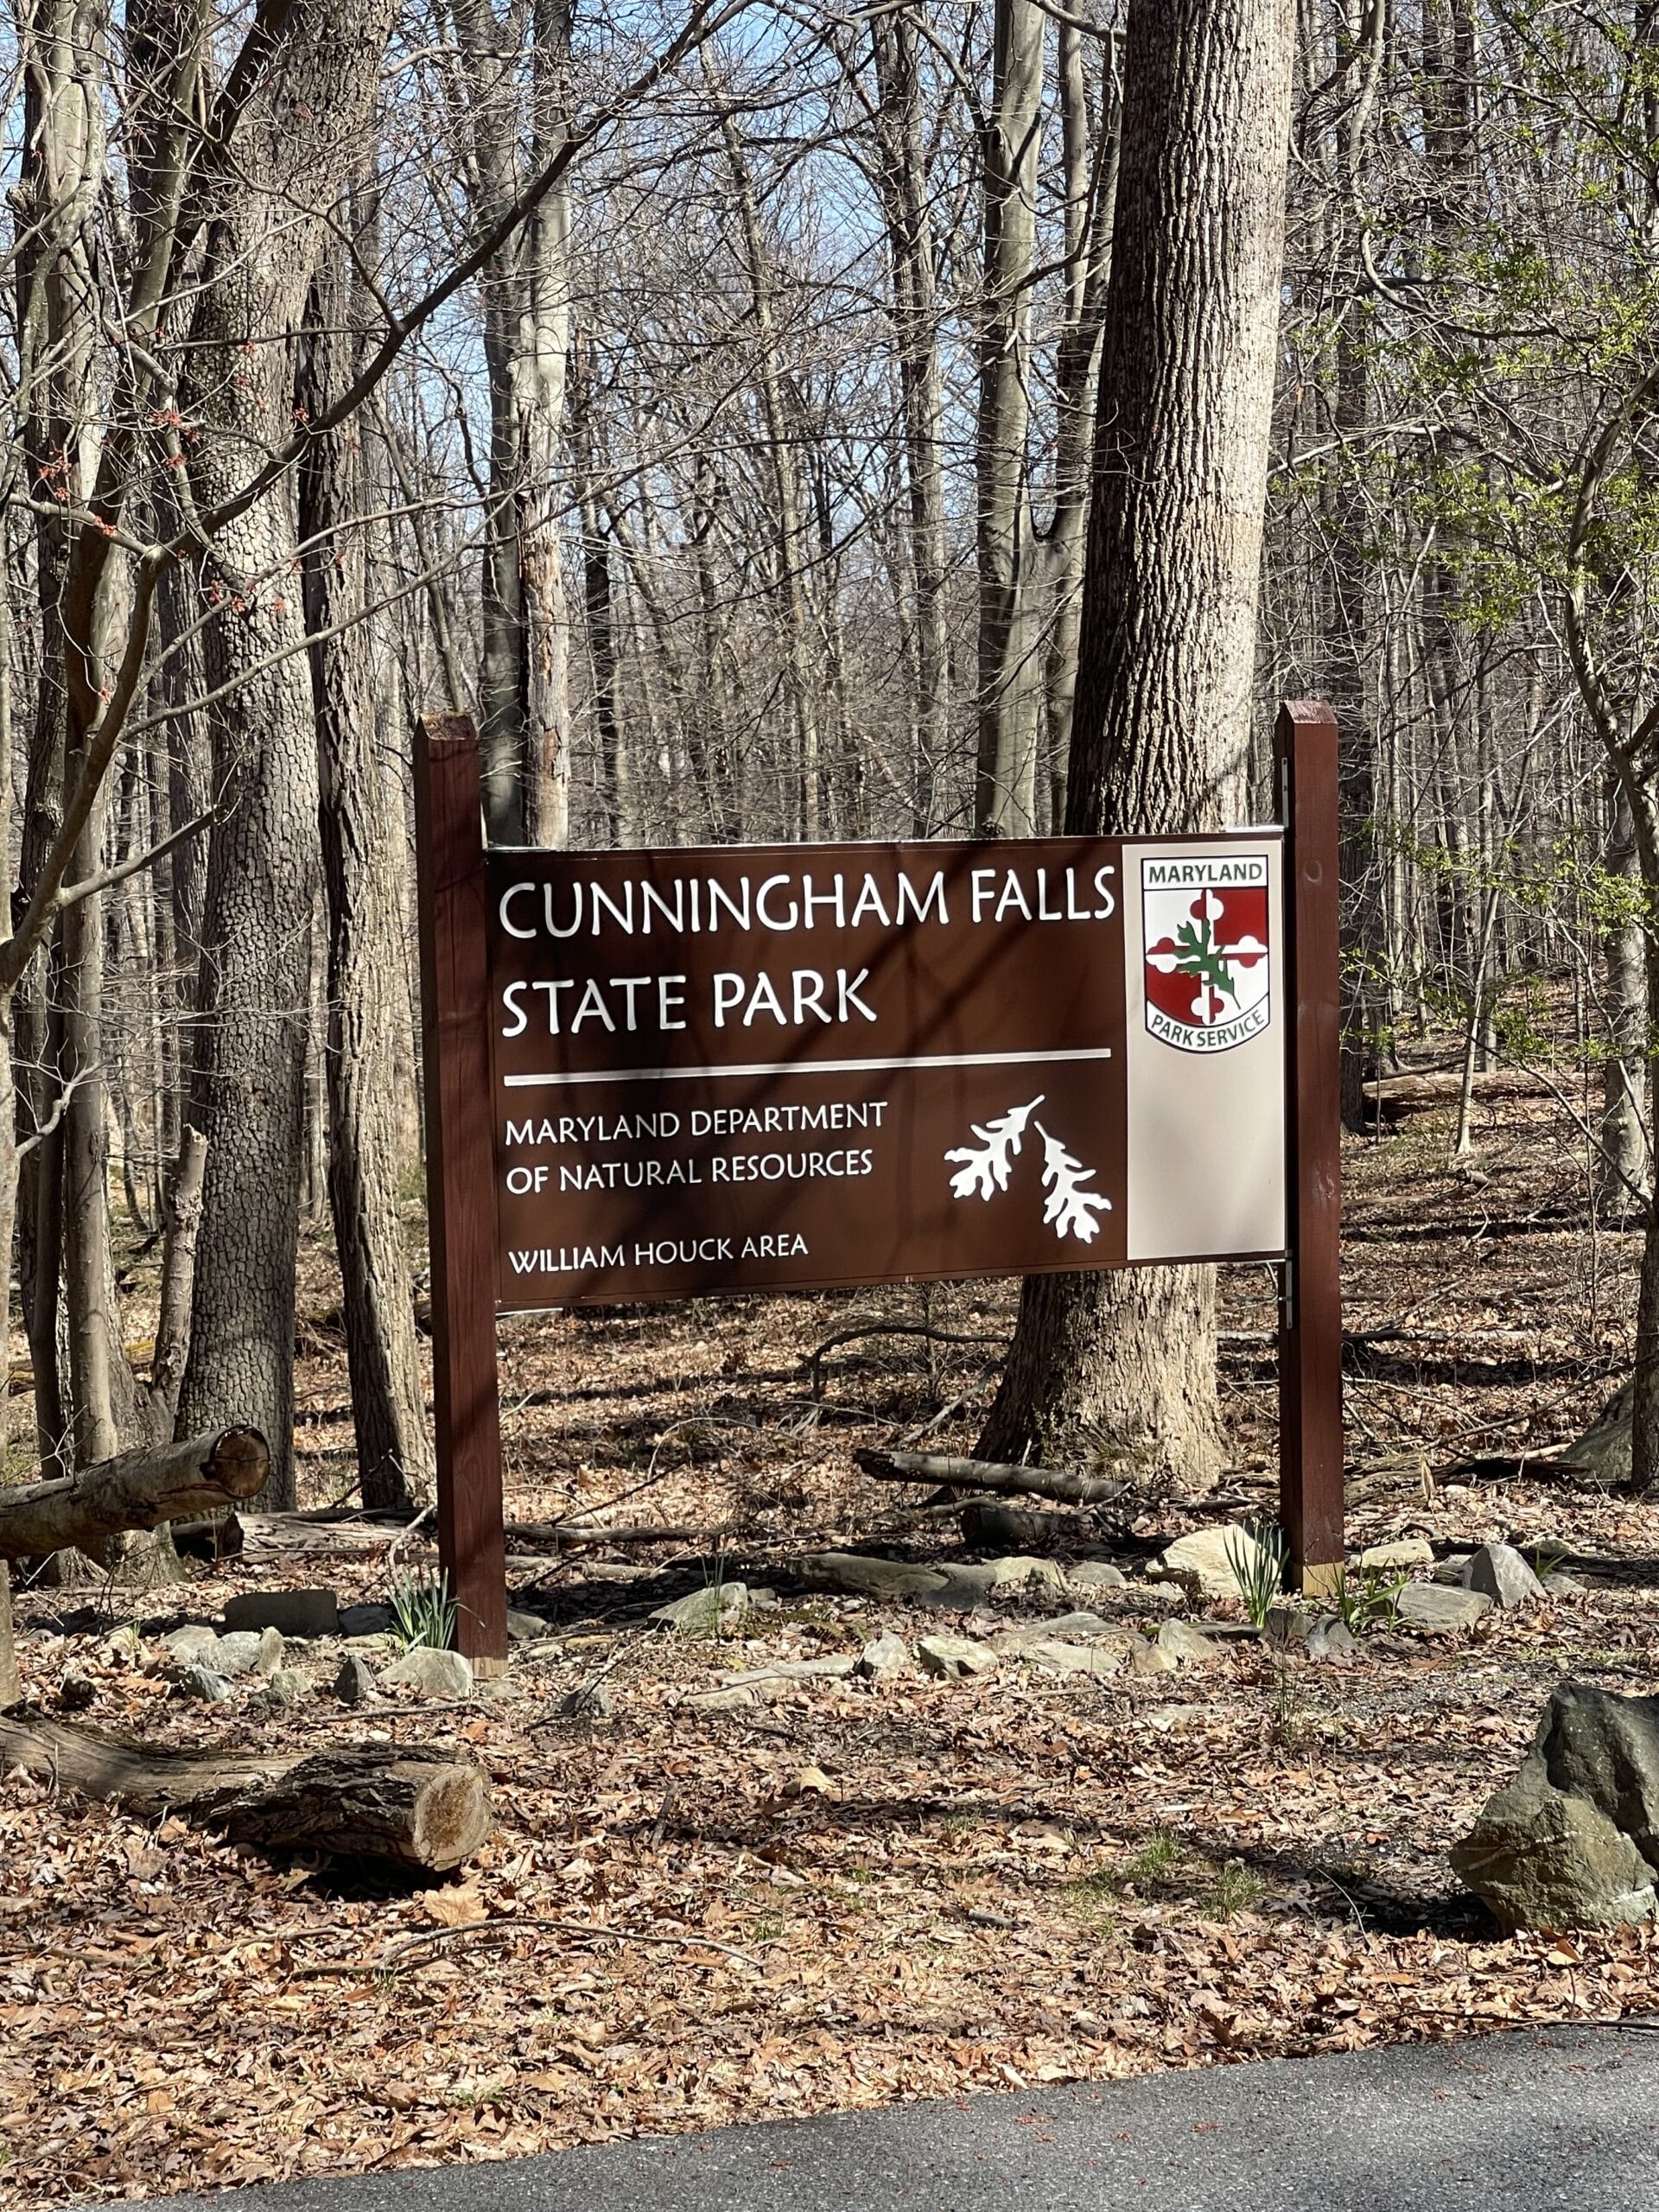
1035,1123,1112,1243
944,1095,1043,1201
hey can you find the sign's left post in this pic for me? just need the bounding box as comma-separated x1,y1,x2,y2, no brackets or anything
412,714,510,1674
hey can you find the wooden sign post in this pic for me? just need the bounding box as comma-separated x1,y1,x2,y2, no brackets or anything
414,704,1344,1662
1274,701,1344,1594
412,715,508,1673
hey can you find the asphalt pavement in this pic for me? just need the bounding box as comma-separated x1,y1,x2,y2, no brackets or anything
122,2024,1659,2212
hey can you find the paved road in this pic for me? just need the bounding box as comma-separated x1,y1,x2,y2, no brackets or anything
129,2025,1659,2212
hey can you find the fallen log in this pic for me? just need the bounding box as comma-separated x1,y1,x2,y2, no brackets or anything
0,1714,491,1874
504,1519,709,1548
0,1428,270,1563
854,1446,1133,1507
959,1500,1095,1550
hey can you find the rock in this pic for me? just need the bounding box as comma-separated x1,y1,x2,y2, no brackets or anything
687,1683,771,1711
1463,1542,1546,1611
983,1554,1071,1593
209,1630,265,1676
1451,1682,1659,1929
382,1646,474,1700
650,1583,751,1636
1004,1637,1126,1677
1358,1536,1435,1573
1305,1618,1357,1666
918,1635,998,1681
507,1611,553,1644
252,1626,285,1677
721,1656,858,1688
1156,1620,1222,1668
178,1663,233,1703
161,1624,221,1664
1127,1638,1178,1677
993,1611,1113,1649
334,1654,377,1707
56,1672,97,1712
1149,1524,1277,1603
1544,1572,1586,1596
1432,1555,1473,1585
262,1668,306,1709
1065,1561,1128,1592
857,1631,911,1681
559,1684,614,1719
222,1588,340,1638
798,1552,949,1602
1264,1605,1318,1649
1395,1583,1492,1635
338,1603,397,1637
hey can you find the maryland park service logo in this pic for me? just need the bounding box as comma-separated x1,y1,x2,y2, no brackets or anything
1141,853,1271,1054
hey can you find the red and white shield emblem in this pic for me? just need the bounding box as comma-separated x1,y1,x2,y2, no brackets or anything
1141,854,1272,1054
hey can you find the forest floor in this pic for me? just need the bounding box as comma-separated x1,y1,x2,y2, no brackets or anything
4,1071,1659,2206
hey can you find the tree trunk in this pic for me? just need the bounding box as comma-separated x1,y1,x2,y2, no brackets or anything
0,1719,491,1874
871,11,950,835
300,217,434,1515
975,0,1044,837
979,0,1298,1485
454,0,574,849
1599,784,1649,1213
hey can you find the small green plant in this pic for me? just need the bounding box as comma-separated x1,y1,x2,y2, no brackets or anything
1206,1861,1265,1919
1526,1541,1570,1583
389,1567,456,1651
1328,1560,1408,1636
1225,1519,1288,1627
1121,1832,1180,1887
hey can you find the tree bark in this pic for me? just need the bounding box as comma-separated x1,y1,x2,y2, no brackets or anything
453,0,575,848
175,0,399,1508
0,1426,268,1562
0,1719,491,1874
871,10,950,835
979,0,1298,1485
300,211,434,1514
975,0,1044,837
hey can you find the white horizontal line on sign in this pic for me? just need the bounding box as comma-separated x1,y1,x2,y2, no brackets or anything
502,1046,1115,1090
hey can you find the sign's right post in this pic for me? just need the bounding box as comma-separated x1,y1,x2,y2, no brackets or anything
1274,699,1345,1592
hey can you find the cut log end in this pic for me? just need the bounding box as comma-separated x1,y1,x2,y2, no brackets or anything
0,1716,492,1875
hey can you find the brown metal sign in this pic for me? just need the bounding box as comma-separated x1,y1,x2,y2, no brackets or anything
413,704,1341,1670
486,833,1286,1307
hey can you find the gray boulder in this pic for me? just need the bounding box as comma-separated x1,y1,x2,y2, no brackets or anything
252,1626,286,1677
262,1668,306,1709
1452,1682,1659,1929
382,1645,474,1700
917,1634,997,1681
1395,1582,1491,1635
857,1630,911,1681
1304,1618,1357,1666
209,1630,265,1675
1065,1561,1128,1593
1156,1620,1222,1668
649,1583,750,1635
177,1663,233,1704
223,1588,340,1638
1463,1541,1546,1610
334,1654,377,1707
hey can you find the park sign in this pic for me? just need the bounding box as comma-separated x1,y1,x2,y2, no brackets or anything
414,704,1344,1668
488,836,1285,1305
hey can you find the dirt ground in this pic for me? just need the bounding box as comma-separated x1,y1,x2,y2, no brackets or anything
3,1076,1658,2207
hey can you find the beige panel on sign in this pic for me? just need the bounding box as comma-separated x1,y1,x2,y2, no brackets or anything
1122,837,1286,1264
